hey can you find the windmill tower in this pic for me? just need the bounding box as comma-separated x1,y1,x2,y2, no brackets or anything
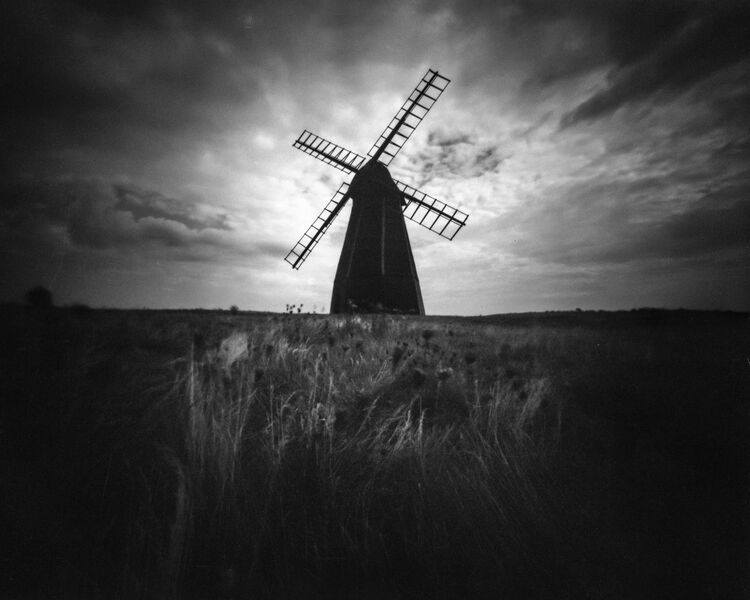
285,68,468,314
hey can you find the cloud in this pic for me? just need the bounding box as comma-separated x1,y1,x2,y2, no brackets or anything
1,0,263,178
2,0,749,311
427,131,473,147
113,183,230,232
559,3,750,126
655,190,750,258
505,175,750,268
0,177,284,261
409,128,506,186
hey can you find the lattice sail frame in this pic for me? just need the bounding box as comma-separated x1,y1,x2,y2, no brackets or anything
293,131,366,173
284,182,350,269
396,181,468,240
368,69,450,167
286,68,467,269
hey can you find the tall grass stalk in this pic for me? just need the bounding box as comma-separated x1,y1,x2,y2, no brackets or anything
4,308,745,599
159,316,572,598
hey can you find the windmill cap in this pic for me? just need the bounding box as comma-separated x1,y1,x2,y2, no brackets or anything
350,158,400,196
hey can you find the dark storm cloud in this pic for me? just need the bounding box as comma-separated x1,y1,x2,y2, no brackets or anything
2,0,444,180
552,1,750,126
658,191,749,257
510,0,691,63
1,0,261,175
413,129,505,185
446,1,750,126
508,174,750,268
113,184,230,232
427,131,473,147
0,177,273,258
472,147,503,171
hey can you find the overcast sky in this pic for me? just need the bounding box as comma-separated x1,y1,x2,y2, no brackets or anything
2,0,748,314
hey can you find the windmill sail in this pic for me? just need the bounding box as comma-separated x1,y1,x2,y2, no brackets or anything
284,182,351,269
368,69,450,166
293,130,366,173
396,180,469,240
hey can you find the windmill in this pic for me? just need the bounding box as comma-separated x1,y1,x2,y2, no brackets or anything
284,68,468,314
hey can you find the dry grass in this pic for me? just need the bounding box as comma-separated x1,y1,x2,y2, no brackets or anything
1,307,747,599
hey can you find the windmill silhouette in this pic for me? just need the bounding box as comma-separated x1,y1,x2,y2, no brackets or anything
284,68,468,314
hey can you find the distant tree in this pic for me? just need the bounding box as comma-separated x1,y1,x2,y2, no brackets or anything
230,305,240,315
25,285,53,308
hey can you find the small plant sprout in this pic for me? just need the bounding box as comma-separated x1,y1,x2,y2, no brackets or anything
437,367,453,381
391,345,404,370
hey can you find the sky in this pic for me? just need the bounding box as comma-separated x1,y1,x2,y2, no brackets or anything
2,0,749,314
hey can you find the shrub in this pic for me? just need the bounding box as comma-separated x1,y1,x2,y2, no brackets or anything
24,285,53,308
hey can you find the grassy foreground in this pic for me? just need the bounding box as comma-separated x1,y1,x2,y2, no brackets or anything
1,307,748,599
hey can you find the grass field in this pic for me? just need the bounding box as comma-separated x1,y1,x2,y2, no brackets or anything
1,307,748,599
